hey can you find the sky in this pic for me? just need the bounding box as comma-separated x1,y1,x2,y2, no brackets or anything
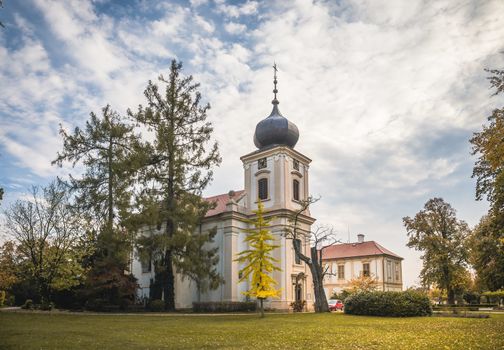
1,0,504,288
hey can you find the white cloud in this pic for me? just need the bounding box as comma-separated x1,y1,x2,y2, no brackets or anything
224,21,246,34
215,0,259,18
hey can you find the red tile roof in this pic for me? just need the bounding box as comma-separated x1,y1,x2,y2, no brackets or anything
322,241,402,260
204,190,245,217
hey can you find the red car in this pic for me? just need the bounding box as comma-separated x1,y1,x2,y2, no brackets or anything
328,299,344,311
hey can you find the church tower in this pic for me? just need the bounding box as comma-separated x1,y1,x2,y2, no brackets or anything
240,65,316,309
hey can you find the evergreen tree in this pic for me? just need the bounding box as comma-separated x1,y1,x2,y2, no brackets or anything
177,226,223,302
235,201,281,318
129,60,221,311
53,105,139,307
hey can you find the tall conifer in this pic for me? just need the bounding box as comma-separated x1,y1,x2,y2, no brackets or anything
53,105,139,307
129,60,221,311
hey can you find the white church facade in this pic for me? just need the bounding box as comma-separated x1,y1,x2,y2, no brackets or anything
131,69,316,310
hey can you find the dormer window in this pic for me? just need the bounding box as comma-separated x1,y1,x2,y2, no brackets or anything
293,159,300,170
293,179,300,201
258,178,268,200
258,157,267,169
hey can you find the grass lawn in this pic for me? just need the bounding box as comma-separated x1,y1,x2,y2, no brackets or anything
1,311,503,349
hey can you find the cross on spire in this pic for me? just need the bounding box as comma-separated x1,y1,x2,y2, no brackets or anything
272,62,279,106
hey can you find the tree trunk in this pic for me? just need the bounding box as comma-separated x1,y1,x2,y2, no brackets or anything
107,133,114,233
447,288,455,305
310,247,330,313
260,298,264,318
163,249,176,311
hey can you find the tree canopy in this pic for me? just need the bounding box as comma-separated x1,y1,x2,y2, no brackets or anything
470,66,504,291
403,198,470,304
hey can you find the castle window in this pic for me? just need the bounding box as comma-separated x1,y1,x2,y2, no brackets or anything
141,257,151,273
387,260,392,280
258,157,267,169
258,178,268,200
362,263,370,277
395,262,400,281
293,179,300,201
338,265,345,280
293,239,301,264
293,159,300,170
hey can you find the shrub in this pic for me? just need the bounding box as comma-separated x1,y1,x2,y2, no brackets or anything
21,299,33,310
40,301,55,311
0,291,5,307
290,300,306,312
344,291,432,317
148,299,165,312
192,301,256,313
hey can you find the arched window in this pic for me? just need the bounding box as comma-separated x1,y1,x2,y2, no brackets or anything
293,179,300,201
258,178,268,200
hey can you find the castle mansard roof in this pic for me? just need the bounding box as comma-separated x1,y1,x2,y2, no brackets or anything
204,190,245,217
322,241,403,260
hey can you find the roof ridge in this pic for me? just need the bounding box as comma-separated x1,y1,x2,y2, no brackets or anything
204,189,244,200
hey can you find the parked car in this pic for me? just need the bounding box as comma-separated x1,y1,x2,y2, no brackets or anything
328,299,344,311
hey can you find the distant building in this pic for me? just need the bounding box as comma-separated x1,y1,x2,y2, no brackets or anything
321,234,403,296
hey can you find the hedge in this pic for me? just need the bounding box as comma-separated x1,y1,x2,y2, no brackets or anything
192,301,256,313
344,291,432,317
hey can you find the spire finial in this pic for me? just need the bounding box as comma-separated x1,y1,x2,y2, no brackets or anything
272,62,279,106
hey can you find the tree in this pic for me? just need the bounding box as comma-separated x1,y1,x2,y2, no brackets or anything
285,196,339,313
470,67,504,291
468,215,504,291
4,182,85,302
235,201,281,317
345,274,379,294
129,60,221,311
0,241,19,292
0,1,4,28
52,105,139,306
177,226,223,302
403,198,470,305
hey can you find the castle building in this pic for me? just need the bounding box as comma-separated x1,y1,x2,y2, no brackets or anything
321,234,403,296
131,67,316,310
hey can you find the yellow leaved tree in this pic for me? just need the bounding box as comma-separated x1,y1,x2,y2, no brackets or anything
235,200,281,317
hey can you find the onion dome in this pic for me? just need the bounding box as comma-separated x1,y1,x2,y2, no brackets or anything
253,64,299,149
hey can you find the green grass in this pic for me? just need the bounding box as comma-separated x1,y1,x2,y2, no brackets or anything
1,311,503,349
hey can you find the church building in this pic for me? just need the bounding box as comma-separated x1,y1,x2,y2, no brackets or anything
131,68,316,310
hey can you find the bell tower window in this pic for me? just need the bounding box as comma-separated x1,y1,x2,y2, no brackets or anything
258,157,267,169
258,178,268,200
293,179,300,201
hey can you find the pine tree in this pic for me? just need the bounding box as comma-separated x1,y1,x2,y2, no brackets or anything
178,227,224,302
235,201,281,318
53,105,139,307
129,60,221,311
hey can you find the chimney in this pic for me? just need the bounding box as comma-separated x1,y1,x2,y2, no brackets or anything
357,234,365,243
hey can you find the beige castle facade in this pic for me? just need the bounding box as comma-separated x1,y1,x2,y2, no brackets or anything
321,235,403,296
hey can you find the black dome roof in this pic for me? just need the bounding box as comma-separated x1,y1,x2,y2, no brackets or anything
253,104,299,149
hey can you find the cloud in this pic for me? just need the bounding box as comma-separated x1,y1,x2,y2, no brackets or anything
214,0,259,18
224,21,246,34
